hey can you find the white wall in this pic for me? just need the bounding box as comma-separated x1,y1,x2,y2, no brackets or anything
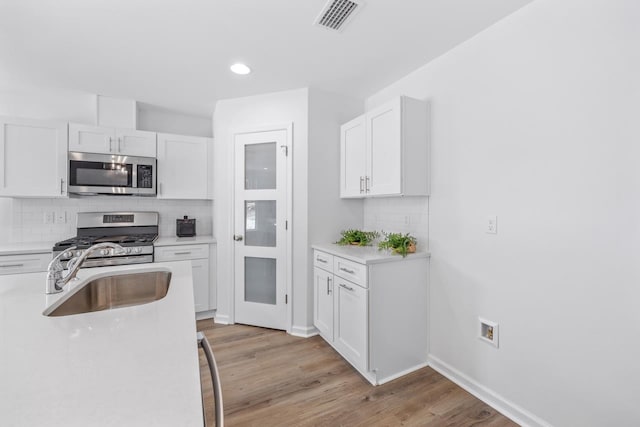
137,103,213,137
365,0,640,425
213,88,310,328
307,88,364,326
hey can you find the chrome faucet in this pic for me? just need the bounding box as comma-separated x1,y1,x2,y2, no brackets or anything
46,242,125,294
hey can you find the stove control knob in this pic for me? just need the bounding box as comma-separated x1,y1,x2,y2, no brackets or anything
101,249,109,256
75,250,83,257
125,247,133,254
134,247,142,254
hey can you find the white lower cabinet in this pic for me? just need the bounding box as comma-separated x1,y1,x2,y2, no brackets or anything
313,247,429,385
0,252,51,275
333,276,368,372
313,267,334,340
155,243,212,314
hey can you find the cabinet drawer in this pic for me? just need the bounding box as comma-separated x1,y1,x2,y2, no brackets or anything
314,250,334,271
155,244,209,261
0,253,51,275
333,256,367,288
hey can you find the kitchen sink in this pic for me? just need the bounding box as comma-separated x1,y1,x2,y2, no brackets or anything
44,270,171,317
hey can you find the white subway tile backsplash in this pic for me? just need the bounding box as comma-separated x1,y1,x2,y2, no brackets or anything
363,196,429,250
5,197,213,244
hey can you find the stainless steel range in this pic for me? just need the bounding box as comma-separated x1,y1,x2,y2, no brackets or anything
52,212,159,268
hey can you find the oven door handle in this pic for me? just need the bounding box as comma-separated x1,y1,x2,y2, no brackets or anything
197,331,224,427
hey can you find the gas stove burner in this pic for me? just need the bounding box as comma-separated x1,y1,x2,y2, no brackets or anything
52,211,159,268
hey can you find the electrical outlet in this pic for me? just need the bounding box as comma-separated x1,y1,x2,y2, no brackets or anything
43,212,55,225
56,211,67,224
486,215,497,234
479,317,499,348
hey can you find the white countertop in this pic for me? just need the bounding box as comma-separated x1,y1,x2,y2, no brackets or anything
0,262,203,427
0,241,54,256
155,235,216,246
312,243,430,264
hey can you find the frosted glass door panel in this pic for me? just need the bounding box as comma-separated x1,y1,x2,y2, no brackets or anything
245,200,276,247
245,257,277,305
245,142,276,189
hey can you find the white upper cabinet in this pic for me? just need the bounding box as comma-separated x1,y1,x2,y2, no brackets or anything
157,133,212,200
340,96,429,198
0,116,68,198
339,116,367,198
69,123,156,157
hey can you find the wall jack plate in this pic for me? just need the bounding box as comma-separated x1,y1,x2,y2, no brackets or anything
479,317,499,348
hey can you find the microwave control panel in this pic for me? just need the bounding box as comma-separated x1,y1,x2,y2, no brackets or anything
137,165,154,188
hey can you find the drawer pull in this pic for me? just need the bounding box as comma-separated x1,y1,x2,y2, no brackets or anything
339,283,354,292
316,257,328,263
339,267,355,274
174,251,192,256
0,263,25,268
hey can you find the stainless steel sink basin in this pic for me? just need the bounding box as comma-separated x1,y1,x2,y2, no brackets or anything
45,270,171,317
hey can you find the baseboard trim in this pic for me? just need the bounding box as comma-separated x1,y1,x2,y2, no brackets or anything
196,310,215,321
290,325,318,338
213,314,232,325
428,355,551,427
377,361,429,385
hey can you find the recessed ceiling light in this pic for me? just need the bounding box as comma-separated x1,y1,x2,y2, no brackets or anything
230,63,251,75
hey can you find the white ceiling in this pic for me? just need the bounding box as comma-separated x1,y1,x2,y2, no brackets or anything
0,0,534,117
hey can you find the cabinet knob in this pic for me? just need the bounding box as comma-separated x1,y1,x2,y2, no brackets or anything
233,235,243,241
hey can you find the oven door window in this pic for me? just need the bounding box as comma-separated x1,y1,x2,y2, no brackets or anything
70,161,133,187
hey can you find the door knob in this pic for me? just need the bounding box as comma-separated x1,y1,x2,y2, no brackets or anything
233,235,243,241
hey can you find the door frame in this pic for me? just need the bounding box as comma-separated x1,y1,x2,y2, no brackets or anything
228,123,293,333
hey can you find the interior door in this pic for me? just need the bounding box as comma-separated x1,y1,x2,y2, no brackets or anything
234,130,288,330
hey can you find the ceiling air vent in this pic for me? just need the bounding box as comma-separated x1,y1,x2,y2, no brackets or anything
314,0,364,32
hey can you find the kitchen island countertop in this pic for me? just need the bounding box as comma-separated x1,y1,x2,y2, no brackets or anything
0,261,203,427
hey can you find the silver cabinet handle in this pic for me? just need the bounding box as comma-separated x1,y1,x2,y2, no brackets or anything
339,267,355,274
326,277,333,295
359,176,364,193
339,283,354,292
233,235,243,241
0,264,24,268
60,178,64,195
117,137,122,153
316,257,327,263
108,136,113,152
197,332,224,427
174,251,191,256
365,176,370,192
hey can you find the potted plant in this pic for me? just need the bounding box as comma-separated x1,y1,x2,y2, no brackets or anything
377,232,417,257
336,229,380,246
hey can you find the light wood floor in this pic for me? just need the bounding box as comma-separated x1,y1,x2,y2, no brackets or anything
197,321,518,427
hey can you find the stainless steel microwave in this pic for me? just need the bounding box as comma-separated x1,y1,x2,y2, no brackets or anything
68,152,156,196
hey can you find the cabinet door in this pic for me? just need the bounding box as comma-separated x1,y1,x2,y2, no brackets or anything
334,277,368,371
340,116,367,198
69,123,114,154
0,116,68,197
116,129,156,157
314,267,334,340
157,133,209,199
366,98,402,196
191,258,210,313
